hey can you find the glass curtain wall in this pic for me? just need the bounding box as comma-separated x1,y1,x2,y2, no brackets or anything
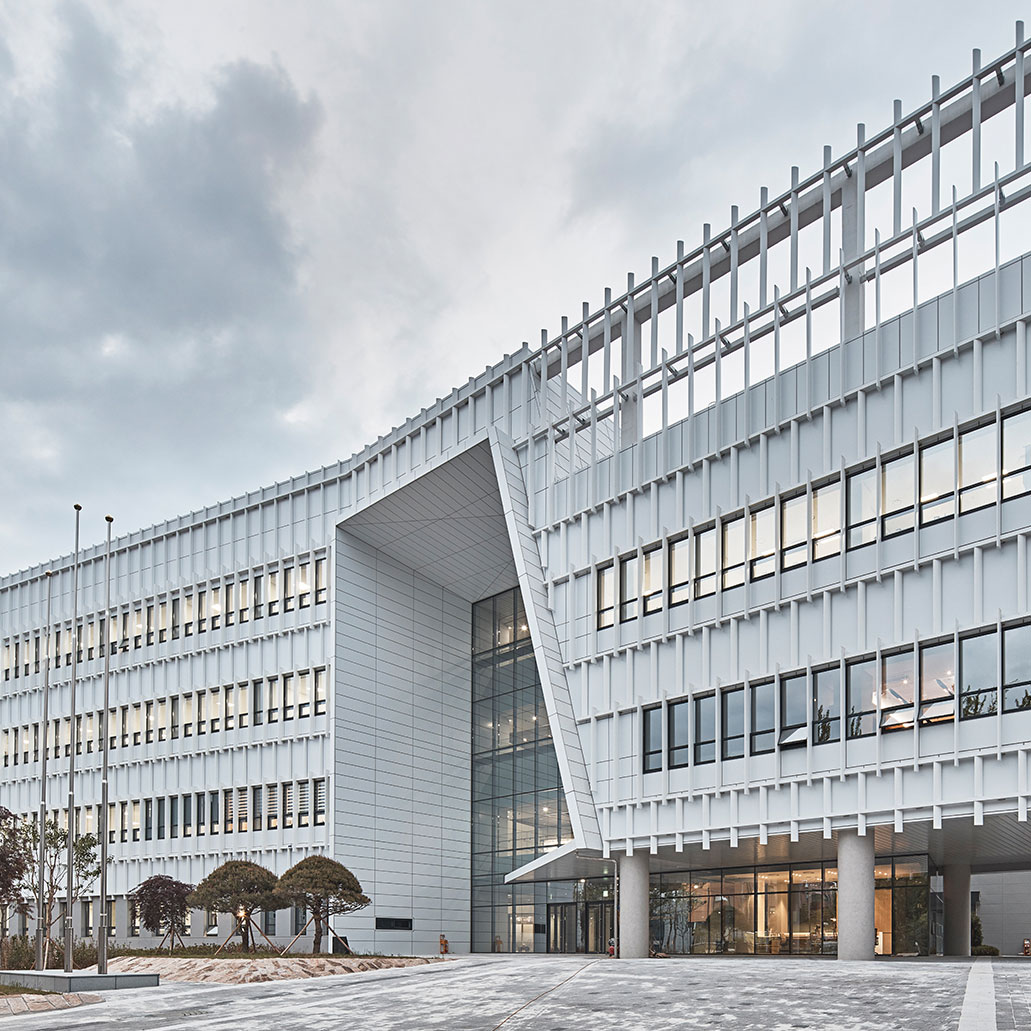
471,587,572,952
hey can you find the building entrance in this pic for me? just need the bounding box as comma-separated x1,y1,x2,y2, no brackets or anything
546,901,614,953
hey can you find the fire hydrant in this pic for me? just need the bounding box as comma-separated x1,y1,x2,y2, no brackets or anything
439,934,449,955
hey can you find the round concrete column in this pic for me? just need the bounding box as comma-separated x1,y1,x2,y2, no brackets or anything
837,829,875,960
618,852,650,958
944,864,972,956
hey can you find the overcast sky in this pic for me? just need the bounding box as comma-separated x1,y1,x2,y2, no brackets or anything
0,1,1027,576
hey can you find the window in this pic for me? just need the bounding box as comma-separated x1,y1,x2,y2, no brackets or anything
144,800,153,841
237,787,248,832
209,790,220,834
283,673,296,721
298,781,310,827
919,438,954,525
145,701,154,744
643,707,662,772
880,650,915,730
197,591,207,633
619,555,638,622
779,673,807,746
196,792,206,835
182,694,193,738
750,680,775,754
919,642,955,723
185,594,195,637
846,658,877,737
284,566,295,612
298,563,311,608
314,778,326,826
252,786,263,831
157,797,166,840
253,573,264,618
170,796,178,838
157,698,167,742
781,494,807,569
1003,408,1031,499
314,669,327,717
224,583,235,626
263,910,277,936
376,916,412,931
209,687,221,733
960,630,997,719
282,782,294,829
642,548,662,615
238,580,250,623
722,688,744,759
267,676,280,723
266,783,279,830
131,800,140,842
669,700,689,768
315,556,327,604
238,682,250,728
812,667,840,744
158,601,168,644
694,694,715,764
959,423,996,513
597,565,614,629
721,517,745,590
297,672,311,719
210,586,222,630
748,506,775,581
1004,623,1031,712
669,537,690,606
224,685,235,731
205,909,219,936
253,679,265,725
811,482,841,560
145,605,154,646
881,452,914,536
694,527,717,597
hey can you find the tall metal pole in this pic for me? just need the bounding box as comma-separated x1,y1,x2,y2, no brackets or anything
97,515,113,975
34,571,54,971
63,503,81,973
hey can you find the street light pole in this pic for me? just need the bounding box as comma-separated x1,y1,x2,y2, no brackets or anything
63,504,81,973
34,570,54,971
97,516,113,975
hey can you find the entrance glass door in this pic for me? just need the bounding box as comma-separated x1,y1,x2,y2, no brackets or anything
585,901,613,954
547,903,576,953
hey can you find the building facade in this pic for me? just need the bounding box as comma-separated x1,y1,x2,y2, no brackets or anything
4,28,1031,958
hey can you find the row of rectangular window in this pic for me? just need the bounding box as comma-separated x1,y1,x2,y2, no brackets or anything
22,778,328,845
642,618,1031,771
2,557,328,681
1,668,328,766
599,407,1031,627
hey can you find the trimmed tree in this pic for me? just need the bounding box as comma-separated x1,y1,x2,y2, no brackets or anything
0,808,30,966
129,875,194,951
277,856,370,954
189,861,281,952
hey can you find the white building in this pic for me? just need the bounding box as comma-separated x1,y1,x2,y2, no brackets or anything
4,27,1031,959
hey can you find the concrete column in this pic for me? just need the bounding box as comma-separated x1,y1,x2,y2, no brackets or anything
837,829,875,960
944,864,972,956
619,851,650,958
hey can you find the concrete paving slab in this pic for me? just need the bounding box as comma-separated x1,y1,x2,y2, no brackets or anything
10,955,1031,1031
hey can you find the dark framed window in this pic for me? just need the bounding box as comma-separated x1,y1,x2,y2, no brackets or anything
1003,623,1031,712
643,706,662,773
781,493,807,569
918,641,955,724
721,517,745,590
642,548,662,615
881,451,915,537
811,481,841,560
669,699,689,768
812,667,840,744
721,688,744,759
597,565,614,629
959,423,996,513
779,673,807,747
919,438,954,526
750,680,775,754
619,554,638,622
694,527,716,598
880,650,915,731
960,630,997,719
748,506,775,581
1003,408,1031,500
669,536,690,606
694,694,715,765
846,659,876,738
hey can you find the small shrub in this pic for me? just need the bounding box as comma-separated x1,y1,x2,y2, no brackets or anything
3,936,36,970
972,944,1000,956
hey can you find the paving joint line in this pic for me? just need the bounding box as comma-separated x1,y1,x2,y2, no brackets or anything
491,960,598,1030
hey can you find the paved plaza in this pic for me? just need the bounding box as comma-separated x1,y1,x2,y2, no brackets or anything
5,955,1029,1030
